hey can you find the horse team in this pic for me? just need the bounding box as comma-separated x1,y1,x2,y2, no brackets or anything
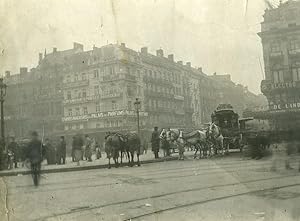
104,123,228,168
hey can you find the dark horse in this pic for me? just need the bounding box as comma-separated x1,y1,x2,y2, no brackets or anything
105,133,122,168
125,133,141,167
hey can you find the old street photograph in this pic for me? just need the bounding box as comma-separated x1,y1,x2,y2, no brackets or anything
1,0,300,220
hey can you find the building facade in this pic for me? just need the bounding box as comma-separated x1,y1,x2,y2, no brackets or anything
259,0,300,133
4,43,262,139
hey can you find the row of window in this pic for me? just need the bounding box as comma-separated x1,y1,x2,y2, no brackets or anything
144,69,187,84
272,68,300,83
270,39,300,52
145,83,182,95
269,93,300,104
67,107,88,116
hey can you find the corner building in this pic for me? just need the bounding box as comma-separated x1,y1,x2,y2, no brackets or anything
259,0,300,134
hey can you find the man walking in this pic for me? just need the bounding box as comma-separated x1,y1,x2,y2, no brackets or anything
26,131,43,186
151,127,160,159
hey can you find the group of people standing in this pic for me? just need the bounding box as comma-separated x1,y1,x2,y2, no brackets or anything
151,127,185,160
71,134,102,166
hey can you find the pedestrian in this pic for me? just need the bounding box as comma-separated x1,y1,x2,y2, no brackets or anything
26,131,43,186
151,127,160,159
72,134,83,166
58,136,66,164
7,137,19,169
85,135,93,162
44,138,55,165
95,141,102,159
177,137,185,160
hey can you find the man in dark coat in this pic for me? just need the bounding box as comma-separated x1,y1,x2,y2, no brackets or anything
151,127,160,159
57,136,66,164
8,136,19,168
26,131,43,186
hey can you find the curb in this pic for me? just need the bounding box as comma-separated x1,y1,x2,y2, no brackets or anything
0,156,181,177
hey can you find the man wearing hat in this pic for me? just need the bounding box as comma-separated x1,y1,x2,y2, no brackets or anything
151,127,160,159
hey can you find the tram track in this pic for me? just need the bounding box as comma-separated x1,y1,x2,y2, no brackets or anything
34,172,300,221
123,182,300,221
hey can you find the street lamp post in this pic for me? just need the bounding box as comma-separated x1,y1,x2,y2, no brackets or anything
0,78,7,170
134,98,141,137
0,78,7,141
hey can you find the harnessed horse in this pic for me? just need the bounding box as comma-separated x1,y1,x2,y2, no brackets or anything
160,128,211,159
208,123,225,155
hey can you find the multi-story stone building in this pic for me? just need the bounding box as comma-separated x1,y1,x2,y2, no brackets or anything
259,0,300,133
5,42,262,139
4,43,84,137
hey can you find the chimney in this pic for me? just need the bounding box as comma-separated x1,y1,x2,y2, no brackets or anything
20,67,28,75
121,43,126,48
156,49,164,57
168,54,174,62
186,62,191,67
39,53,43,64
197,67,203,72
177,61,183,65
53,47,57,53
73,42,84,51
141,47,148,54
5,71,10,78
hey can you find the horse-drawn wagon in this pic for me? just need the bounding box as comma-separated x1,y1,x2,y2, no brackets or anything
211,104,242,152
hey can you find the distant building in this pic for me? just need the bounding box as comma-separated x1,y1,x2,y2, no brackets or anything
258,0,300,134
4,43,262,139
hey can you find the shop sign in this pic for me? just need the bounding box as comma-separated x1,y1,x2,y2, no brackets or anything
63,110,148,122
271,102,300,110
271,82,299,89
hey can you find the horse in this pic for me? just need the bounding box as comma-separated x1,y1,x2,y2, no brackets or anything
178,129,211,159
160,128,210,159
208,123,225,155
124,132,141,167
105,133,122,168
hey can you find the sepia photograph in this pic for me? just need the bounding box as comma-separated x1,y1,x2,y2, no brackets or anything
0,0,300,220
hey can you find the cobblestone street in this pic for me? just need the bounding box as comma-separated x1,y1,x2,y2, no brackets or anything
1,155,300,221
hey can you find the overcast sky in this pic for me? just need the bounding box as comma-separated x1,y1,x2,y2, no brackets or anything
0,0,283,94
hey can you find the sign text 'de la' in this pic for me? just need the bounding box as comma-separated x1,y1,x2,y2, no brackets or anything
271,102,300,110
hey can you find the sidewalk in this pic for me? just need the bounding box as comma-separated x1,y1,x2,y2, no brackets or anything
0,151,194,177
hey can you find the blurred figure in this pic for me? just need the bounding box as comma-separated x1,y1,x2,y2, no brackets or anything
151,127,160,159
72,134,83,166
26,131,43,186
57,136,66,164
85,135,93,162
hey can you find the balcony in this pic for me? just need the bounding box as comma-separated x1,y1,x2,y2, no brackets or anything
63,96,96,105
269,51,283,59
62,115,89,122
101,74,136,82
288,48,300,56
63,80,89,88
100,93,123,99
174,95,184,101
